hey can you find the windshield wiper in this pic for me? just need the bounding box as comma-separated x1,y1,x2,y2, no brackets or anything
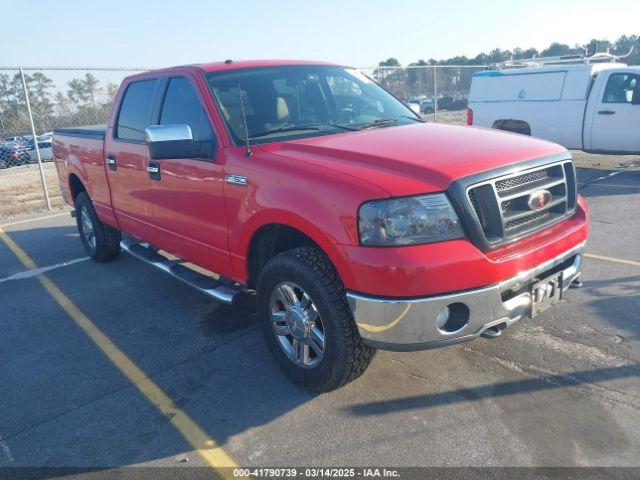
303,122,361,131
401,115,426,123
358,118,399,129
248,122,360,139
249,125,322,139
359,116,425,130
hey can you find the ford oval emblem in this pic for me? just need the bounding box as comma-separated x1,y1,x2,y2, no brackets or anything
527,190,552,211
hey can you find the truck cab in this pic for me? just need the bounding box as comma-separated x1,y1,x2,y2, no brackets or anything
584,66,640,152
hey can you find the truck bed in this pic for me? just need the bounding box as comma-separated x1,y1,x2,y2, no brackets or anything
53,125,106,140
53,124,115,225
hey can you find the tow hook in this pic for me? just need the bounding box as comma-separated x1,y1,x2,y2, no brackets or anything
481,325,502,339
570,278,583,289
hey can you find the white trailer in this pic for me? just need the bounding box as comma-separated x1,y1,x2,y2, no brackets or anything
467,52,640,154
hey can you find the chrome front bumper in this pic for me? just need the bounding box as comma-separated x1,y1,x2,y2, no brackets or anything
346,243,584,351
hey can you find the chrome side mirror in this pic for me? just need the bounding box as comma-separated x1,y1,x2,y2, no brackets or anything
145,124,204,160
146,124,193,143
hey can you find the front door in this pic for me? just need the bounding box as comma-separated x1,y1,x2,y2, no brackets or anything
588,70,640,153
146,75,233,278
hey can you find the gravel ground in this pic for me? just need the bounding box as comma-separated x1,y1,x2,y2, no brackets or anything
0,163,66,220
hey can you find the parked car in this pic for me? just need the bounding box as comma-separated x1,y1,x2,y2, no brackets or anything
54,60,588,391
0,142,31,168
438,96,456,111
468,59,640,153
2,135,28,145
25,136,54,162
436,95,467,111
420,98,435,114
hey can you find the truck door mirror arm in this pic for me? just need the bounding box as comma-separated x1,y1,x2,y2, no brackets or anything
145,124,216,160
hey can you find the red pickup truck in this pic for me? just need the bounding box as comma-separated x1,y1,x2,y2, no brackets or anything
54,60,589,391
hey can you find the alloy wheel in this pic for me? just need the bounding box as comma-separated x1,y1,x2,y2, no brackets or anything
269,281,326,368
80,207,96,251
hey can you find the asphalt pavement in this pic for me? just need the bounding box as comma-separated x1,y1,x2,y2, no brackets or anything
0,166,638,476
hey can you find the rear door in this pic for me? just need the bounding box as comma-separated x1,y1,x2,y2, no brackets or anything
587,70,640,153
146,75,233,277
106,78,159,236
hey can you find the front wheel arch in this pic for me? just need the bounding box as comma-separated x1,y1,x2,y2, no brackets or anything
242,218,353,290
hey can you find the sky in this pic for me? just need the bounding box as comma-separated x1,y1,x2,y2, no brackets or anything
3,0,638,69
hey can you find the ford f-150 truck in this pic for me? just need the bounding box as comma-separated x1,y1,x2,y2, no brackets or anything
54,60,589,392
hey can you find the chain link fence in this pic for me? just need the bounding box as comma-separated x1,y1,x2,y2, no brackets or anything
0,65,486,221
0,67,146,220
359,65,486,124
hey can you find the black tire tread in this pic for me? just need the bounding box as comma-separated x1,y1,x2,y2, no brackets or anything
258,246,376,391
75,192,121,262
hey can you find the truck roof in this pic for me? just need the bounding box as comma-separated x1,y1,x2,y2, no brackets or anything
120,59,345,87
474,62,626,77
194,59,340,74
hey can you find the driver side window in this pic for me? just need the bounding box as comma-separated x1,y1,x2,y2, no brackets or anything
159,77,216,159
602,73,639,104
160,77,214,142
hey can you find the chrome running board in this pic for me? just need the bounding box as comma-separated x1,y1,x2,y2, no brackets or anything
120,239,240,305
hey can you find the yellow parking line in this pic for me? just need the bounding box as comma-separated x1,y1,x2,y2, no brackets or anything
0,226,240,478
0,228,37,269
0,211,70,229
585,253,640,268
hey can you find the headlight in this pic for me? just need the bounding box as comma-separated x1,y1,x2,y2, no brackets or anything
358,193,464,246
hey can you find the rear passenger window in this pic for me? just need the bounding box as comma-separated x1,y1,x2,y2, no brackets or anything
116,80,157,141
160,77,214,143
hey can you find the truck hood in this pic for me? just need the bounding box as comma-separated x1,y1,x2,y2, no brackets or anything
260,122,568,197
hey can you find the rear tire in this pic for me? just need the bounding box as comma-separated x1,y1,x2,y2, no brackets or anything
257,246,376,392
74,192,121,262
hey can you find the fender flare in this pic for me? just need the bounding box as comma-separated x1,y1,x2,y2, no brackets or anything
235,209,355,287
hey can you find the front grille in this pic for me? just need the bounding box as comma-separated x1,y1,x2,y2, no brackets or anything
504,210,550,229
466,161,577,246
495,169,549,192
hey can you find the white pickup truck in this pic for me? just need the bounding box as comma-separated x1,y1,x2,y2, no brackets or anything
467,58,640,154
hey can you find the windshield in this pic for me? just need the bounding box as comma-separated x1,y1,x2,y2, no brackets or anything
206,65,420,145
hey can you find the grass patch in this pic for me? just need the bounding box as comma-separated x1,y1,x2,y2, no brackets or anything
0,163,68,220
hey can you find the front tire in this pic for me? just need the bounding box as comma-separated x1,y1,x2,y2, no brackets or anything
257,247,376,392
74,192,121,262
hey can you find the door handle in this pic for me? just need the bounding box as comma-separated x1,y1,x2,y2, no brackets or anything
147,161,161,181
106,155,117,171
597,110,616,115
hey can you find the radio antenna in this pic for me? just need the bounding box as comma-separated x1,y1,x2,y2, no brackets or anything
238,85,252,157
